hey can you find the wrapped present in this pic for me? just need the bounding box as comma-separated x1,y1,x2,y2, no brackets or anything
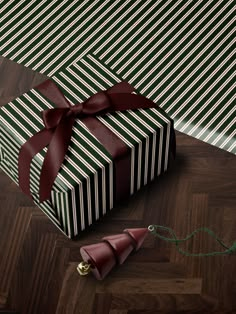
0,55,175,238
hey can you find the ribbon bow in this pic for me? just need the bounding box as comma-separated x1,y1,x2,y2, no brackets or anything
42,91,112,129
18,80,157,202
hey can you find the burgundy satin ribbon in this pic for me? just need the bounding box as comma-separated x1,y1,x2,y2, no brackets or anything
18,80,157,202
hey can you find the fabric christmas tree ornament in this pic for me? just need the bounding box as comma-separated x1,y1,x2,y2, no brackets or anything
0,55,175,238
77,226,236,280
78,228,149,280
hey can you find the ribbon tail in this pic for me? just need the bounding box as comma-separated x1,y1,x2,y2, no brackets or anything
107,81,135,94
108,93,156,111
35,79,71,109
18,129,53,198
39,117,75,202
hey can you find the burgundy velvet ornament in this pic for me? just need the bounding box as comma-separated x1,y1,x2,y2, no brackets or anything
77,225,235,280
78,228,148,280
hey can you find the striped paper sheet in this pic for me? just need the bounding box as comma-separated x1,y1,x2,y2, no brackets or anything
0,1,235,154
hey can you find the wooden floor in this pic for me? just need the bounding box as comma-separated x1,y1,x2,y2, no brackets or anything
0,56,236,314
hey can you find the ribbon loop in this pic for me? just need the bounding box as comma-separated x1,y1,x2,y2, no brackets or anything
82,91,111,115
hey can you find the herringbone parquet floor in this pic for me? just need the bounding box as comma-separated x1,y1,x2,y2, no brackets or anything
0,57,236,314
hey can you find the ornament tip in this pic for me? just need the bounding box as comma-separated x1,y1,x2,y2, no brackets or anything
77,261,92,276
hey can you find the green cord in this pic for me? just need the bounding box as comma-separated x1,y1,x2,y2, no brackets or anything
148,225,236,256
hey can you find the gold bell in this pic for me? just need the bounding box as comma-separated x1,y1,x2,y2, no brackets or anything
77,261,92,276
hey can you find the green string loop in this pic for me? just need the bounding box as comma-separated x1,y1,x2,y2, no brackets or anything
148,225,236,257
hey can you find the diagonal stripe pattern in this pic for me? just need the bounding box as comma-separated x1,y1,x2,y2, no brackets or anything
0,0,235,154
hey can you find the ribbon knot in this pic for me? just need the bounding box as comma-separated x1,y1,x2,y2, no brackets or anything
68,103,83,116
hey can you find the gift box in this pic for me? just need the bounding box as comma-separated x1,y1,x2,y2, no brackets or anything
0,55,175,238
